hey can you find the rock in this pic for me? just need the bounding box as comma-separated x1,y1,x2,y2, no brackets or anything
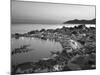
68,39,82,49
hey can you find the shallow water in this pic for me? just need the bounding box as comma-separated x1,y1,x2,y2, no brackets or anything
11,37,62,65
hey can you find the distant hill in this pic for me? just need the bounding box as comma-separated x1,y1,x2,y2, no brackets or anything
63,18,96,24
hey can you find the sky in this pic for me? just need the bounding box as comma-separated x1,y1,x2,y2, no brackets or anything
11,0,96,24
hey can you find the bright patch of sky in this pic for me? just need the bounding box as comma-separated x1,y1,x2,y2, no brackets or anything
11,0,95,24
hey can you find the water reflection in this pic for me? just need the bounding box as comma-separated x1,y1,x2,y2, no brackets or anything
11,37,62,65
12,45,33,55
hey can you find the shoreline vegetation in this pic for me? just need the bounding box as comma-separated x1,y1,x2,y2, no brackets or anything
11,24,96,75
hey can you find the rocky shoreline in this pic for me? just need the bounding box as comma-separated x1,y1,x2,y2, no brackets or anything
11,24,96,74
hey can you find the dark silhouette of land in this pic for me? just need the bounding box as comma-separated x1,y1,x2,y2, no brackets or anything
63,18,96,24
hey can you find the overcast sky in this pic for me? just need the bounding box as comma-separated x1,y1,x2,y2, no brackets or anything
11,0,95,24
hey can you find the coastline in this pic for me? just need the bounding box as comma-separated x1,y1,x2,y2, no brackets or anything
11,24,96,74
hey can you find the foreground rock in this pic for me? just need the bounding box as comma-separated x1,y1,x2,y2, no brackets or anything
11,24,96,74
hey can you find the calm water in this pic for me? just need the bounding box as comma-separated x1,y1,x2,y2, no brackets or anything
11,24,95,34
11,24,95,65
11,37,62,65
